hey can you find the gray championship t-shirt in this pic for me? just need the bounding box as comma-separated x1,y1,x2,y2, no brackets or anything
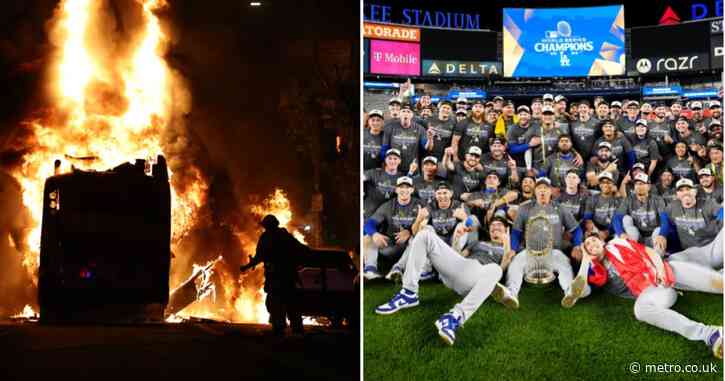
384,121,428,169
616,194,666,236
371,198,426,239
363,128,384,170
665,199,723,248
468,240,505,266
585,194,621,231
514,200,579,251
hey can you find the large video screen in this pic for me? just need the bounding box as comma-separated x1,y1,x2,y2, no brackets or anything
369,40,421,76
503,5,625,77
629,20,712,74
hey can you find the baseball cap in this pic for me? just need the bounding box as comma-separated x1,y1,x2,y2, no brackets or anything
485,170,500,179
635,119,648,127
491,136,506,145
490,209,510,227
690,101,703,110
633,173,649,184
400,104,413,111
389,97,402,105
597,171,615,183
611,101,622,108
675,178,695,190
485,101,495,108
493,96,504,102
698,168,713,177
435,181,452,191
438,100,453,108
554,95,567,103
517,105,531,114
385,148,401,157
598,141,613,150
503,100,515,107
541,105,555,114
396,176,414,187
471,99,484,106
709,120,722,127
676,116,689,123
710,100,721,108
467,146,482,156
535,177,552,187
456,97,468,104
641,102,652,109
422,156,438,165
578,99,591,107
542,93,554,102
632,162,646,172
626,100,639,107
368,109,384,119
708,141,723,151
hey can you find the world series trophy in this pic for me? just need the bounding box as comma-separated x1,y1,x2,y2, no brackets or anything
524,214,556,286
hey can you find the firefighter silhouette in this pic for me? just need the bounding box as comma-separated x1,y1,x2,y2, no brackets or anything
240,214,306,335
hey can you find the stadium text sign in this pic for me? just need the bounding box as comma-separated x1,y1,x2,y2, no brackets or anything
364,4,481,30
422,60,501,77
369,40,421,76
363,23,420,42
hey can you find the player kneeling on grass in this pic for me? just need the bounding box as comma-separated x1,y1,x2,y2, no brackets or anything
581,232,723,358
374,207,508,346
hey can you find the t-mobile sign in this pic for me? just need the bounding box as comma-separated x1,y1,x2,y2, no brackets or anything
370,40,420,76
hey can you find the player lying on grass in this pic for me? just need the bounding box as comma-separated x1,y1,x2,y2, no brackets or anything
374,208,513,346
581,232,723,358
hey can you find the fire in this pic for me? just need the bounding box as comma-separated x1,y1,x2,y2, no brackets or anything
7,0,300,326
11,305,38,320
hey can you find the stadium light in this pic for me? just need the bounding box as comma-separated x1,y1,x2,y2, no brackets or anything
250,2,262,6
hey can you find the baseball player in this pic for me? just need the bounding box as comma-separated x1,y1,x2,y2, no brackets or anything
362,148,407,218
581,233,723,358
655,178,723,269
612,173,666,247
382,104,432,170
375,210,511,346
363,176,425,279
497,177,587,308
385,181,478,282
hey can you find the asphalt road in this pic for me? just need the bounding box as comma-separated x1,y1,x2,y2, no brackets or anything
0,320,359,380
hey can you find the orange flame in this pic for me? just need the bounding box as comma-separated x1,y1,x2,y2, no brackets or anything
9,0,297,324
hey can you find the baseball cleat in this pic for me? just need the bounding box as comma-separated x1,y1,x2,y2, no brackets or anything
561,274,587,308
708,327,723,359
363,266,382,280
420,270,437,281
375,288,419,315
434,313,461,346
491,283,519,309
385,266,403,283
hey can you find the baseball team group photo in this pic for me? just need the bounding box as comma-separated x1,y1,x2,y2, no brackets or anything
361,1,724,379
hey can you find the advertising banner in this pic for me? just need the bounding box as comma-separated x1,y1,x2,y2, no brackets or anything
711,18,723,69
363,22,420,42
422,60,501,77
642,85,683,96
448,89,486,100
503,5,626,77
369,40,421,76
630,20,712,74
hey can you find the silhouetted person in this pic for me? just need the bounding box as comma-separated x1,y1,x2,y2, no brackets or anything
240,214,305,335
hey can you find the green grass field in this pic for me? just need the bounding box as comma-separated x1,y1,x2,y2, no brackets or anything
364,280,723,381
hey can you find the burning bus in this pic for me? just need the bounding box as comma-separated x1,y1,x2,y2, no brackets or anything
38,156,171,323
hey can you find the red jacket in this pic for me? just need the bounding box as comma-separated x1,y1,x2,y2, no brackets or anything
587,238,674,297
